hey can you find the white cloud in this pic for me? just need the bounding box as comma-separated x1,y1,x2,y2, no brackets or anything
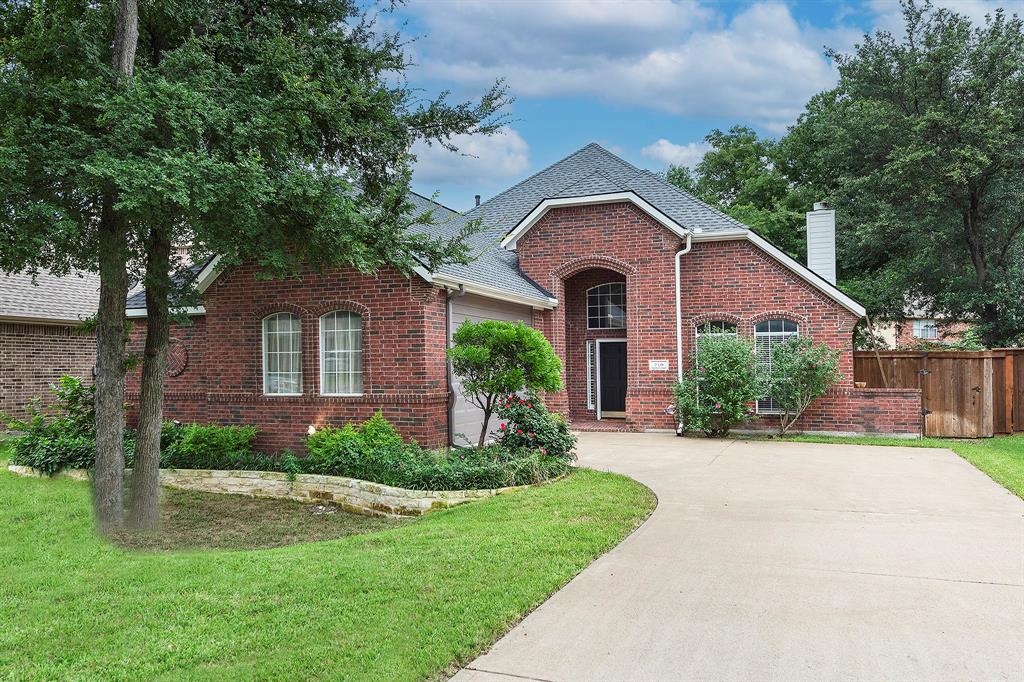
641,139,711,168
406,1,854,132
412,126,530,187
868,0,1024,35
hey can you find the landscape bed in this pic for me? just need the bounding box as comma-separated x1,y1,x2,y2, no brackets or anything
0,454,655,681
6,462,566,517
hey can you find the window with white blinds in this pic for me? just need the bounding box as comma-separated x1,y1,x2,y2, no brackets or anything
754,319,798,413
913,319,938,339
262,313,302,395
320,311,363,395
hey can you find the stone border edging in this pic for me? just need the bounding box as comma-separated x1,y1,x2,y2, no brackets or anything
6,464,563,517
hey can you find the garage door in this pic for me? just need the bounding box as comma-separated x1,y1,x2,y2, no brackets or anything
450,293,532,446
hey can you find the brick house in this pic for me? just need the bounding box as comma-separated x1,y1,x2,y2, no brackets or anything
126,144,922,450
1,270,99,419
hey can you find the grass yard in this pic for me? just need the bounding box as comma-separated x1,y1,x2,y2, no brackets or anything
0,460,654,680
781,433,1024,499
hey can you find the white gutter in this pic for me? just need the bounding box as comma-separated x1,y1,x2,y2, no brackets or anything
674,234,693,383
430,274,557,309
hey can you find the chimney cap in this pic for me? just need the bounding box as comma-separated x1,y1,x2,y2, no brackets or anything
474,194,481,207
813,201,830,211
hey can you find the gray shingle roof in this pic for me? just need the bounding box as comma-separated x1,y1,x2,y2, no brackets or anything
428,143,748,302
125,260,210,310
1,269,101,323
122,145,755,310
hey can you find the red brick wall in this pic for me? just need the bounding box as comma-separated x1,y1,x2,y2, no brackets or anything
126,263,449,452
0,321,96,420
518,202,921,436
743,388,923,435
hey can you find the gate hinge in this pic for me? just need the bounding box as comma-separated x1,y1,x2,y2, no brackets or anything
917,369,931,376
921,408,931,416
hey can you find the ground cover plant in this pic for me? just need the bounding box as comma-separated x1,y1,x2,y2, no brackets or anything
0,463,655,680
779,433,1024,500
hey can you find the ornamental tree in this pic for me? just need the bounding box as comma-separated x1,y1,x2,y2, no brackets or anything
767,337,842,435
447,321,563,448
0,0,508,532
672,335,765,438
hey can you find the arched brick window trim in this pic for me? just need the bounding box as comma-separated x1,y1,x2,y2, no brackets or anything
551,255,637,285
252,302,311,320
308,300,370,320
688,312,744,330
313,302,371,395
748,311,810,327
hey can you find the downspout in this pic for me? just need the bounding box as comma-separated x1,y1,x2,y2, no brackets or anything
674,234,693,435
445,284,466,446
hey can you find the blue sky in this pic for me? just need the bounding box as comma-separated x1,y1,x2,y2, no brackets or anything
392,0,1021,210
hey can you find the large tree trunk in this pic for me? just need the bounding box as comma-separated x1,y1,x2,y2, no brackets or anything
92,0,139,535
127,229,171,531
93,203,129,534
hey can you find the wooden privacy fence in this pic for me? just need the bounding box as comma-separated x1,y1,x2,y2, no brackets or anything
853,349,1024,438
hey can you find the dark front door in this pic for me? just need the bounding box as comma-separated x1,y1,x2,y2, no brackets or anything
599,341,627,417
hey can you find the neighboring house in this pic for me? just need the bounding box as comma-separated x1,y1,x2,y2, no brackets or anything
125,144,922,450
1,270,99,419
874,306,972,349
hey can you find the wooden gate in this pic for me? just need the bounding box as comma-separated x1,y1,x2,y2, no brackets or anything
854,349,1024,438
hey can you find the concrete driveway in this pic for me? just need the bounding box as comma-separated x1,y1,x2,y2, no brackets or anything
455,432,1024,681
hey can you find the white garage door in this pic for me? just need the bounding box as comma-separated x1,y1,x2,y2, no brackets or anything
450,293,532,446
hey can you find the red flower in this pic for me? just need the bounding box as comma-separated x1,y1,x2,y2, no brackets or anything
517,429,523,434
529,432,535,438
527,404,533,408
500,423,506,430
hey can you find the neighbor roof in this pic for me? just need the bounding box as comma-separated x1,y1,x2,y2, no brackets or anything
1,269,101,324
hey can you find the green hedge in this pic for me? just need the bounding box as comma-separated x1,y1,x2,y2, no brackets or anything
6,378,571,491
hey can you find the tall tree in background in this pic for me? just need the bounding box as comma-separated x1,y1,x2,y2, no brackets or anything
666,126,815,259
0,0,508,531
784,1,1024,346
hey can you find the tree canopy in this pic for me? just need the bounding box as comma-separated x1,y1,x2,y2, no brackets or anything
667,1,1024,347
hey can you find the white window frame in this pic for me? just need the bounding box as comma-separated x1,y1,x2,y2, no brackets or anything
319,311,363,396
913,318,938,340
262,312,303,396
586,282,626,330
695,320,739,346
754,319,799,414
585,340,596,410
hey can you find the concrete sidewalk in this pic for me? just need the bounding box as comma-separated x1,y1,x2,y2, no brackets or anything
454,433,1024,681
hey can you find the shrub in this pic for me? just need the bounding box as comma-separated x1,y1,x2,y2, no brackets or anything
5,376,108,475
304,412,570,490
159,423,265,470
673,335,766,437
767,337,843,435
447,320,563,447
494,392,577,460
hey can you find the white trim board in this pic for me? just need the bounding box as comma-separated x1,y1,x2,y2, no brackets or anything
126,306,206,318
431,274,557,309
690,230,866,318
500,191,691,250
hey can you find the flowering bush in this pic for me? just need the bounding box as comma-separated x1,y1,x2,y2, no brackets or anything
672,335,766,437
494,391,577,461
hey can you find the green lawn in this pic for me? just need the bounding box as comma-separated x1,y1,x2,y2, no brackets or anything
781,433,1024,499
0,463,654,680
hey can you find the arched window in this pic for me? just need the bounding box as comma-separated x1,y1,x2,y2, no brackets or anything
754,319,799,412
587,282,626,329
262,313,302,395
320,311,363,395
